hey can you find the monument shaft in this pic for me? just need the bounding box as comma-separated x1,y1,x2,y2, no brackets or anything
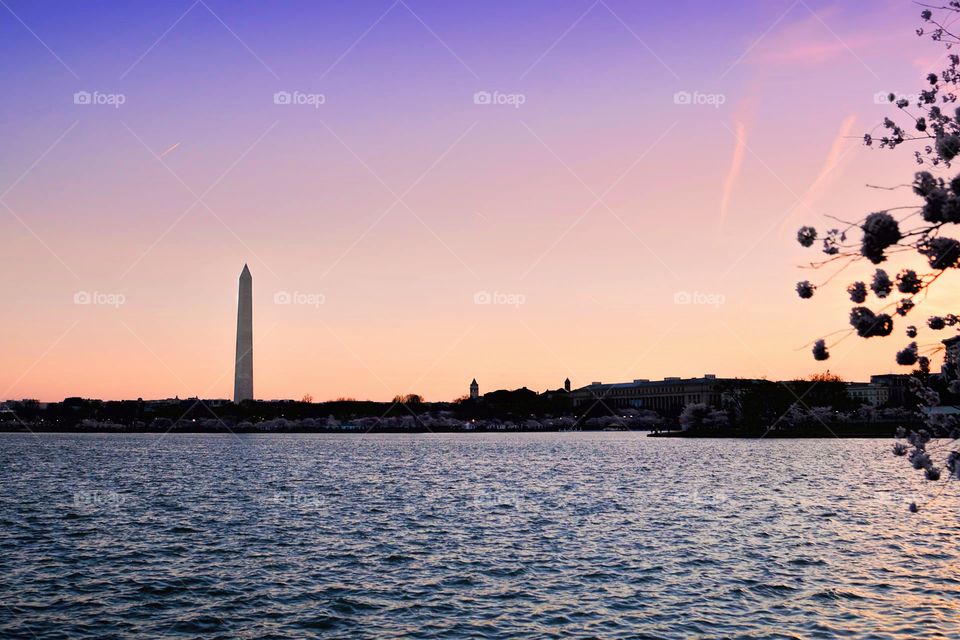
234,265,253,402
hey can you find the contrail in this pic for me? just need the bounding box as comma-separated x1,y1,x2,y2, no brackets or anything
159,142,181,158
780,114,857,232
719,121,747,229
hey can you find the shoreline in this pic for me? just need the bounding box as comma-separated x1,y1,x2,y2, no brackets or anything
0,427,901,437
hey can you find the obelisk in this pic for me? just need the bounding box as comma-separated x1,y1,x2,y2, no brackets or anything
234,264,253,402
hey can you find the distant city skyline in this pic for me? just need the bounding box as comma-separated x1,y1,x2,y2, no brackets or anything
4,0,959,402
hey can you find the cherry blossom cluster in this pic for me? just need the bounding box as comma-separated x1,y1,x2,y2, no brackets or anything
792,3,960,499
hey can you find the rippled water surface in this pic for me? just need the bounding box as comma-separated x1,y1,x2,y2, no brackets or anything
1,432,959,639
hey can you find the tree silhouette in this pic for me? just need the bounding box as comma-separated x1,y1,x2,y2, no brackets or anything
795,4,960,501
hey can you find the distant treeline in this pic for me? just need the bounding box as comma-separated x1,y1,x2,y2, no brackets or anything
0,375,942,435
1,388,580,433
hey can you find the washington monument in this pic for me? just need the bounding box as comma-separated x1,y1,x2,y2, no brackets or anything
234,264,253,402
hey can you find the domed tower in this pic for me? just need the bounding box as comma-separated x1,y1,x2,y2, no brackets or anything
470,378,479,400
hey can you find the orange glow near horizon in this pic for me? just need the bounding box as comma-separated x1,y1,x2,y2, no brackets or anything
1,0,952,402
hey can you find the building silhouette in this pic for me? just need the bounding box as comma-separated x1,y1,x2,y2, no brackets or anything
234,264,254,402
569,375,733,414
846,381,889,406
470,379,479,400
943,335,960,376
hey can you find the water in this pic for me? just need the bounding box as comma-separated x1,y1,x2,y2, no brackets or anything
1,432,958,639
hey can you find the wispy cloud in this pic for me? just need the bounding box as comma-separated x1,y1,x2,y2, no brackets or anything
807,114,857,197
744,5,880,68
782,113,858,230
720,121,747,229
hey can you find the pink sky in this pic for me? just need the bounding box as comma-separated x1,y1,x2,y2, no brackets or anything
1,0,954,401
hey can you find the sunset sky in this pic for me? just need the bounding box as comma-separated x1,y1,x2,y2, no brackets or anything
3,0,957,402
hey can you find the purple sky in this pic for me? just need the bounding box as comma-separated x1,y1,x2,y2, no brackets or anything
1,0,951,401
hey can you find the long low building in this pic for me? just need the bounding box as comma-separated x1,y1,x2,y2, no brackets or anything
845,382,890,406
569,375,759,414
